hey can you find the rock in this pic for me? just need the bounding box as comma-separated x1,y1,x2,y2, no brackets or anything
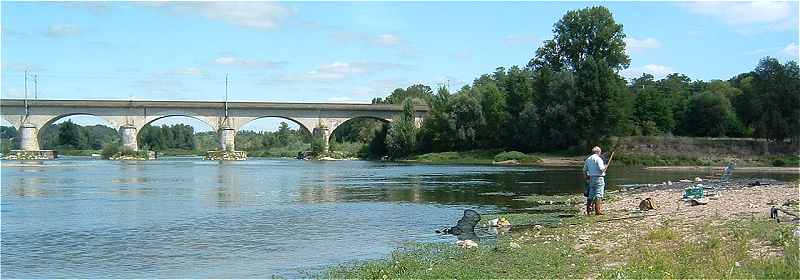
456,239,478,248
493,159,520,165
509,242,521,249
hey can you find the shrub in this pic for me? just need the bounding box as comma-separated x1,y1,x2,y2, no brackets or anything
494,151,528,161
100,143,120,159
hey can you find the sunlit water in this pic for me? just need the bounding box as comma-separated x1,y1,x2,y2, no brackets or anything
2,157,796,278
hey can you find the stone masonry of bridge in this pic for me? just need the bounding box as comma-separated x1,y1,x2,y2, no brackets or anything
0,99,428,154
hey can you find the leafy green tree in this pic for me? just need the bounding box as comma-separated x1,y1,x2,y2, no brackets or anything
57,120,86,149
529,69,579,150
683,91,739,137
417,86,453,153
656,73,693,134
746,58,800,141
385,99,418,158
633,86,674,135
631,75,674,135
372,84,433,105
473,82,510,148
445,91,485,150
528,6,630,72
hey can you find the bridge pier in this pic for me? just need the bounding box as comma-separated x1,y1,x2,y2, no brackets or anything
4,123,55,160
19,123,39,151
219,127,236,151
119,125,138,151
313,126,331,154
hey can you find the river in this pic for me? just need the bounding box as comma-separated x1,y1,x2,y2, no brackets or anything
1,157,796,278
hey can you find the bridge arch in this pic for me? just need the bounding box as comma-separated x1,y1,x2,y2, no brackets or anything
328,116,391,144
140,110,218,132
236,116,313,135
137,115,218,151
36,113,121,150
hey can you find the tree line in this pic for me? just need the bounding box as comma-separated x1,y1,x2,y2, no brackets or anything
362,6,799,158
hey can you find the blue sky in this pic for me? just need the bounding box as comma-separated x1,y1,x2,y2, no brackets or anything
2,1,798,131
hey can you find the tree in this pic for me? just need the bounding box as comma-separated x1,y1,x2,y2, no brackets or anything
57,120,86,149
631,75,674,135
747,58,800,141
385,99,418,158
527,6,633,148
372,84,433,105
473,82,510,148
528,6,630,72
444,91,485,150
417,86,453,153
683,91,739,137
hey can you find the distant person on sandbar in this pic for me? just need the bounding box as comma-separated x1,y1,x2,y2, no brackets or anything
583,146,607,215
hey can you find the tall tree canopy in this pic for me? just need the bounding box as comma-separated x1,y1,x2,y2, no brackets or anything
528,6,630,72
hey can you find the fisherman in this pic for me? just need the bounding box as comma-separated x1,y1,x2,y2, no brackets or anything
583,146,607,215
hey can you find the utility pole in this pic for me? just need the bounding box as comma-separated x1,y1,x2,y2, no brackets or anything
34,73,38,99
24,70,29,116
224,73,229,118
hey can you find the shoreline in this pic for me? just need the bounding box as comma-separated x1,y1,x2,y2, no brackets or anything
324,179,800,278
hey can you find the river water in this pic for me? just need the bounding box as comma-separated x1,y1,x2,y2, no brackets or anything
1,157,796,278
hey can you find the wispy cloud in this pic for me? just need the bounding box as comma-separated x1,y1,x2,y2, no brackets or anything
621,64,675,79
1,63,46,73
152,2,293,30
372,34,402,47
783,43,799,59
683,1,796,33
268,62,411,83
46,24,80,38
331,31,416,56
213,56,287,69
624,37,661,53
174,67,206,77
502,34,539,46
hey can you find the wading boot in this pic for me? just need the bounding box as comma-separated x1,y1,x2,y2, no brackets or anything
594,198,604,215
586,199,594,216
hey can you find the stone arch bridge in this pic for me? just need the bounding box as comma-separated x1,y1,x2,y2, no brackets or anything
0,99,428,153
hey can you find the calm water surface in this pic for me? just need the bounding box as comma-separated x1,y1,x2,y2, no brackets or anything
1,157,795,278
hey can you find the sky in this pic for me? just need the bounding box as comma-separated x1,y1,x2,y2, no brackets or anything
1,1,798,131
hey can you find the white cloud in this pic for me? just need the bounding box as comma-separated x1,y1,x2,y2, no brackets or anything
502,34,539,46
1,63,46,73
213,56,286,69
266,62,411,84
46,24,80,38
782,43,799,58
156,2,292,30
621,64,675,79
175,67,205,76
372,34,402,47
624,37,661,53
683,1,795,31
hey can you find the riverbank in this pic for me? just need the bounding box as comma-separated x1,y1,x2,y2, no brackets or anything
324,181,799,278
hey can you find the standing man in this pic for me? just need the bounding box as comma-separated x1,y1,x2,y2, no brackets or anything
583,146,606,215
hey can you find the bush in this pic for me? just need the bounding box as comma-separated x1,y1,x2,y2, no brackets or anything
494,151,529,161
100,143,120,159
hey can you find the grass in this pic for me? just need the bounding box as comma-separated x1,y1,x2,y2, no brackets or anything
407,150,542,165
601,219,799,279
325,233,588,279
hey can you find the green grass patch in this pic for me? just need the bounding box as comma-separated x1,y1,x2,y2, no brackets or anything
407,150,541,165
602,219,799,279
324,236,588,279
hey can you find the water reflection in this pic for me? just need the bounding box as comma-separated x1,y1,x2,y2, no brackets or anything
213,163,242,207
